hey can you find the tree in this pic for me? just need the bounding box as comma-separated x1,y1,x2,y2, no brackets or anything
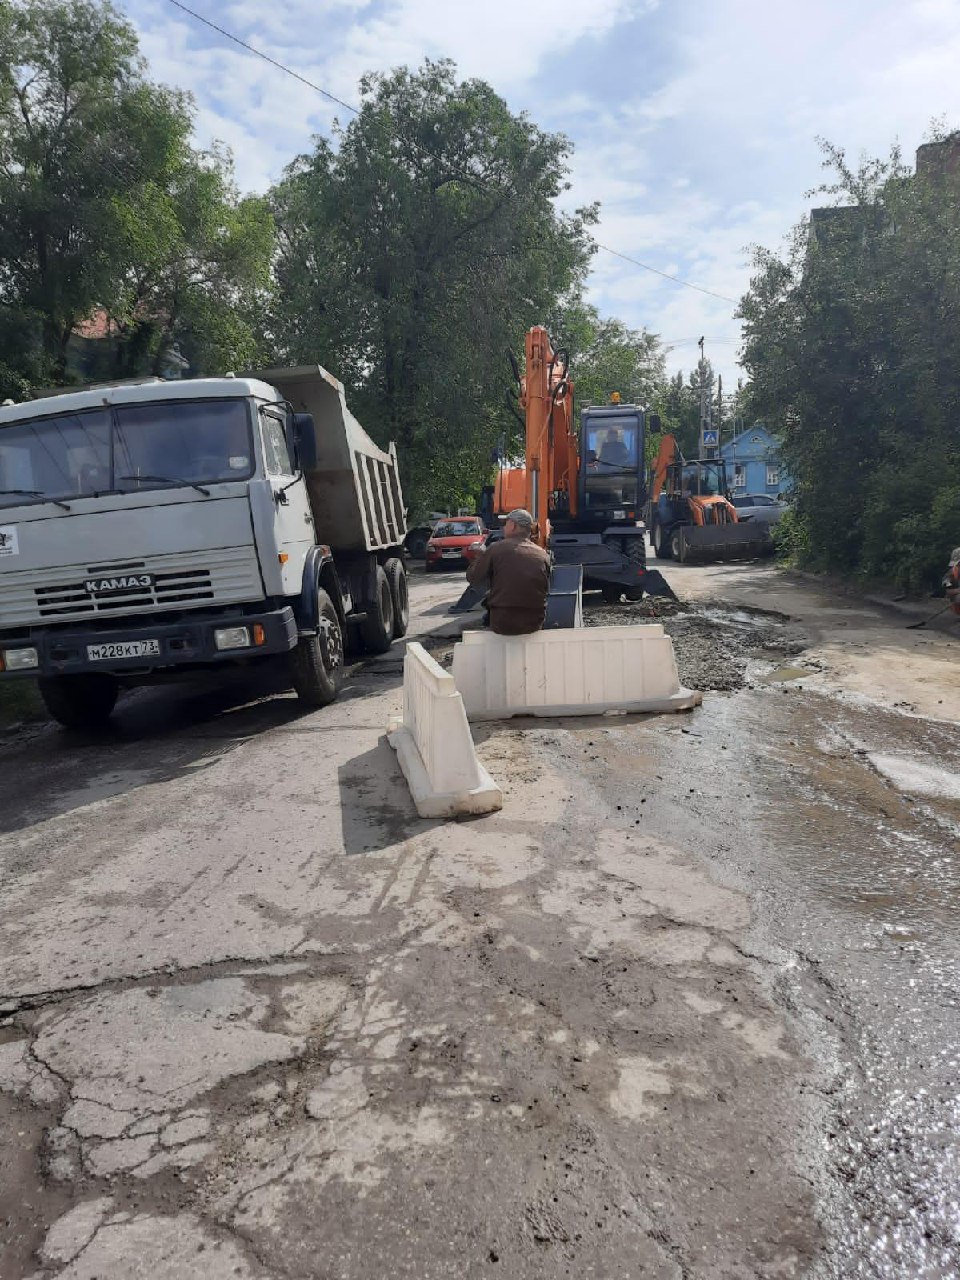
549,299,664,410
739,131,960,589
269,60,596,510
656,358,715,457
0,0,272,387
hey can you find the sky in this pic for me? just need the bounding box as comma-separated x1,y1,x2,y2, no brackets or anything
119,0,960,391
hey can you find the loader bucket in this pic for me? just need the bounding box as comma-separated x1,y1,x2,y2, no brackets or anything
677,523,773,564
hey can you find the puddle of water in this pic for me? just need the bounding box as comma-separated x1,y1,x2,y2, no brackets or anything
699,606,786,628
760,665,809,684
868,754,960,802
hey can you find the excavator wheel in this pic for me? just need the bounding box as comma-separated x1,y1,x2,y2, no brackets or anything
652,521,672,560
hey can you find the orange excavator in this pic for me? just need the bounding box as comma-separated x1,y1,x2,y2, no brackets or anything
645,434,773,563
456,326,674,617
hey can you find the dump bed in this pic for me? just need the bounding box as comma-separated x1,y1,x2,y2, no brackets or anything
257,365,407,554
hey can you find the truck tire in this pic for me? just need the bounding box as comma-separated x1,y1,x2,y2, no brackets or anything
652,521,672,560
289,589,343,707
38,674,119,730
361,565,395,654
671,529,684,561
384,557,409,637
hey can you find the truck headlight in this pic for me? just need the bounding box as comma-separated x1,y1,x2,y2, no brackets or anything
1,647,39,671
613,509,626,520
214,626,251,651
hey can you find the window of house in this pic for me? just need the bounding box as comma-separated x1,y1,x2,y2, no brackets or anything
732,463,746,489
766,465,779,487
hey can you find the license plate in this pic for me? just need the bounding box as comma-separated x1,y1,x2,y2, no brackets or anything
442,550,461,559
87,640,160,661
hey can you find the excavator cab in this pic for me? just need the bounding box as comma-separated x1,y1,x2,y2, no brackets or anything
575,410,645,527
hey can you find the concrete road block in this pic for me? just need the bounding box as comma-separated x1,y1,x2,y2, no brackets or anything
451,625,701,720
387,642,502,818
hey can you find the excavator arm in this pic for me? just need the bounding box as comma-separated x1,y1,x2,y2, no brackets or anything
517,326,578,546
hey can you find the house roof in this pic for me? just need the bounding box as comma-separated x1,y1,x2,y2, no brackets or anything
719,424,778,453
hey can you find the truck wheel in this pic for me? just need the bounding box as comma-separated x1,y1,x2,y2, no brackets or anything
671,529,684,561
290,589,343,707
38,674,118,730
361,565,395,654
652,522,672,560
385,557,409,637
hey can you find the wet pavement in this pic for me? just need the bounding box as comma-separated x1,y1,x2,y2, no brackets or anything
0,561,958,1278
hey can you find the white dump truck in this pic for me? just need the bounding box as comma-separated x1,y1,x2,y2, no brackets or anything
0,364,409,727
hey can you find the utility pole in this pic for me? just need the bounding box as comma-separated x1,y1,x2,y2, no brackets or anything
697,336,706,455
716,374,723,447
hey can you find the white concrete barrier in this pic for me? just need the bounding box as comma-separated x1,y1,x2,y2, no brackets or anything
451,625,701,720
387,642,502,818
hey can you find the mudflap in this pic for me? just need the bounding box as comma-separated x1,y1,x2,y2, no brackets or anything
449,582,485,613
678,524,773,563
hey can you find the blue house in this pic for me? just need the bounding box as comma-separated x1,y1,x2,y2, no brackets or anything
719,424,790,498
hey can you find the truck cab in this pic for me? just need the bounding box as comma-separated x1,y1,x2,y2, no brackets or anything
0,367,408,727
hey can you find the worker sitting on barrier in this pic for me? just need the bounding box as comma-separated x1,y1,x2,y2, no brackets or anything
465,508,551,636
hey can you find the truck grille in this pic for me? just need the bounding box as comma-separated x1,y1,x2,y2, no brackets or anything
35,563,215,617
1,547,263,628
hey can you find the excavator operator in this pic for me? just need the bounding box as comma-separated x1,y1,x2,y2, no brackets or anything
598,429,630,467
465,508,551,635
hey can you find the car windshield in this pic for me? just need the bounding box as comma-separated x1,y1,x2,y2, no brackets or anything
0,398,253,508
433,520,480,537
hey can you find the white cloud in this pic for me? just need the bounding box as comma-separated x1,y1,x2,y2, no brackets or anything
118,0,960,386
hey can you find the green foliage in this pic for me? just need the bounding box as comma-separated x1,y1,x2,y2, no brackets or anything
549,299,665,413
0,678,42,726
268,60,597,510
655,360,715,457
739,130,960,591
0,0,272,388
771,506,810,564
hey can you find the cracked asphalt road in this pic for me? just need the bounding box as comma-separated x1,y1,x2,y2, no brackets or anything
1,563,958,1278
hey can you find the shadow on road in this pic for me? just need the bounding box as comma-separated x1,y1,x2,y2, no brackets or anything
0,602,470,838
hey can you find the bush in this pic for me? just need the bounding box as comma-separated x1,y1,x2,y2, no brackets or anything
772,507,810,564
0,681,44,728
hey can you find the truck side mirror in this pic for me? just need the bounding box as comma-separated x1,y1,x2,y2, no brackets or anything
292,413,317,471
648,413,662,434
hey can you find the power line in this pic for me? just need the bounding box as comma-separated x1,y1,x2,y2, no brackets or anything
164,1,736,307
163,0,360,117
596,243,737,304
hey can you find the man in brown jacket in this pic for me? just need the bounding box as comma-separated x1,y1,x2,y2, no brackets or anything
465,508,551,635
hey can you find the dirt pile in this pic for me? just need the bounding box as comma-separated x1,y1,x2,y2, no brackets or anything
584,598,805,691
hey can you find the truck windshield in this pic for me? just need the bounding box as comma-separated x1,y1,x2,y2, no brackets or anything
0,398,253,509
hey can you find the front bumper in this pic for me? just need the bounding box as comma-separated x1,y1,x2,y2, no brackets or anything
0,606,298,679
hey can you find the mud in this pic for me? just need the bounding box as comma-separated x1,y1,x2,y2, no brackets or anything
585,595,807,691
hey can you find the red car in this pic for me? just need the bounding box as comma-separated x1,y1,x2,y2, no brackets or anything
425,517,486,571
